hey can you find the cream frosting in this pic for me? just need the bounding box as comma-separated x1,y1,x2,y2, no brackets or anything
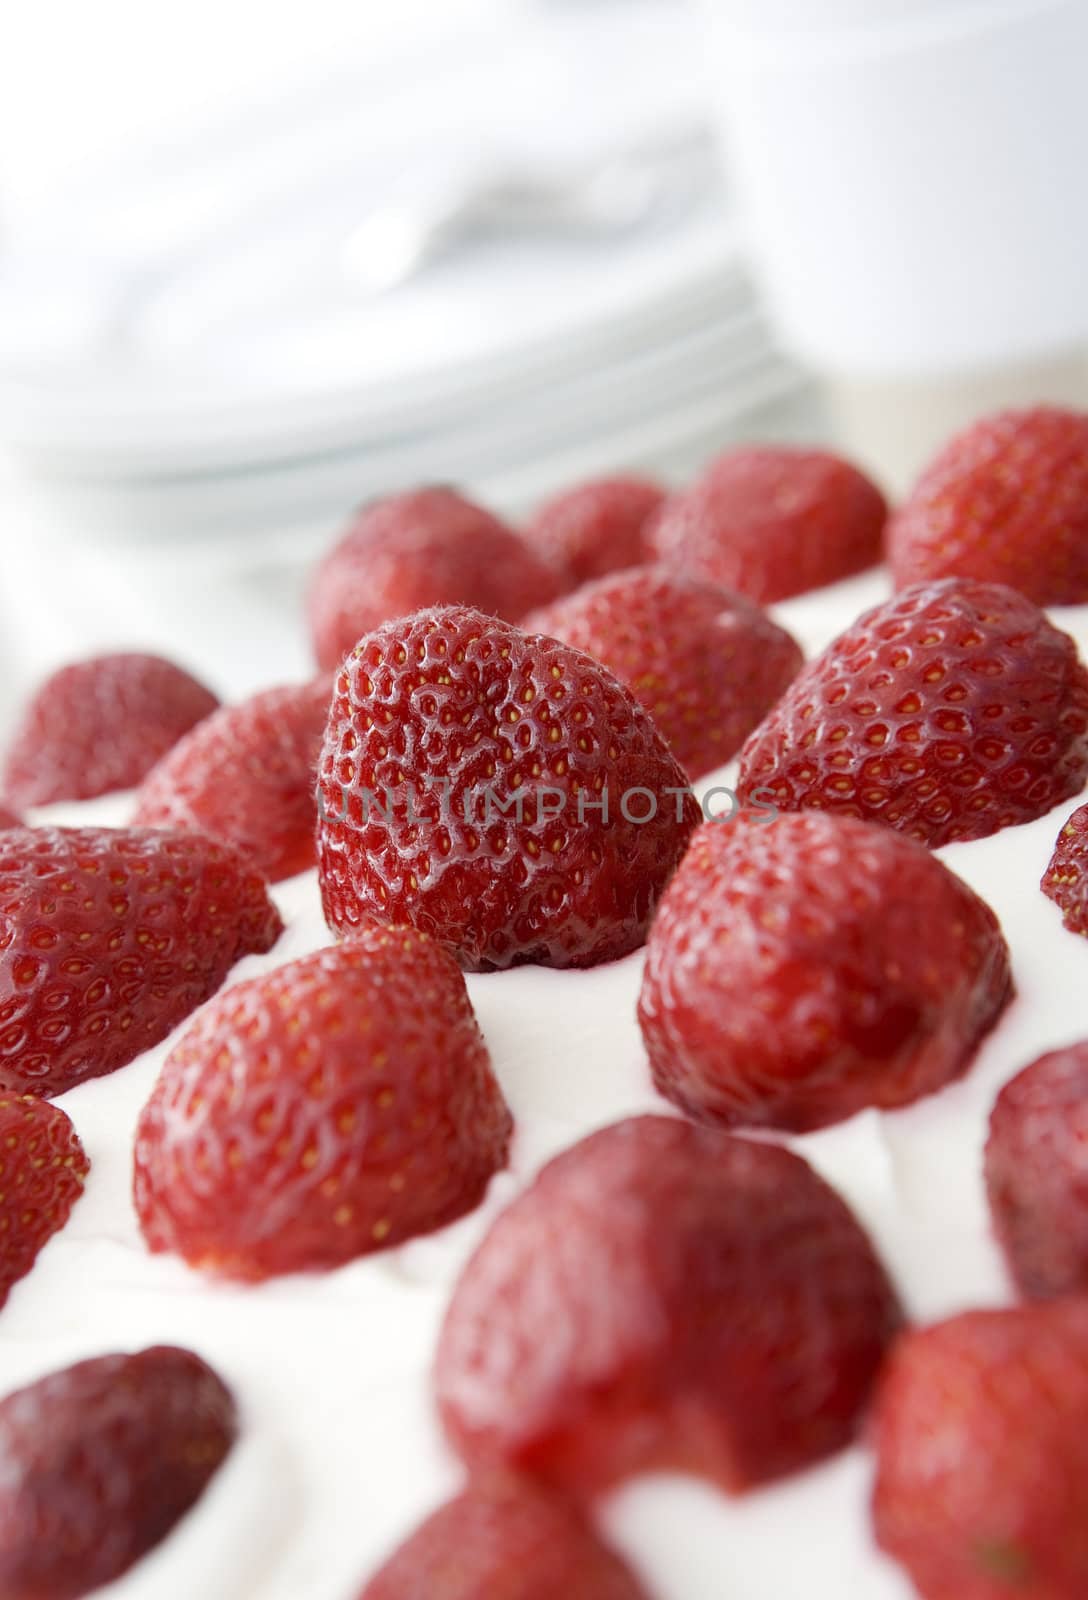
2,568,1086,1600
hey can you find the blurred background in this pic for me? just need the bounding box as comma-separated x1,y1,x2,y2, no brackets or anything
3,0,1088,725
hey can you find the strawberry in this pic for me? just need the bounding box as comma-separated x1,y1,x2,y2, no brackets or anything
872,1301,1088,1600
527,475,666,587
0,806,21,831
1042,802,1088,937
524,566,803,779
984,1043,1088,1300
2,652,218,808
358,1472,650,1600
888,405,1088,604
0,826,282,1098
133,677,332,883
435,1115,902,1498
309,487,566,671
639,811,1012,1133
134,930,512,1279
0,1344,235,1600
738,578,1088,848
650,444,887,604
0,1095,88,1310
317,605,701,971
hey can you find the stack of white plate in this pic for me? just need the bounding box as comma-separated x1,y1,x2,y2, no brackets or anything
0,2,804,704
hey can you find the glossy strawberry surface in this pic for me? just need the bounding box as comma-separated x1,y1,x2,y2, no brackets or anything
134,677,332,882
889,406,1088,603
0,1345,236,1600
317,606,701,971
873,1302,1088,1600
436,1116,902,1498
0,826,282,1096
0,1095,88,1310
134,930,512,1279
1042,801,1088,936
309,487,565,671
2,652,218,807
638,812,1012,1133
527,475,666,586
525,566,802,778
651,445,886,603
738,579,1088,847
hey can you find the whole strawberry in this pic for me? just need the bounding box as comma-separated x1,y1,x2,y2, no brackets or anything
527,475,666,587
0,1345,236,1600
0,826,282,1097
134,930,512,1279
309,487,565,671
0,1096,88,1310
358,1473,650,1600
738,578,1088,848
985,1043,1088,1300
436,1116,902,1497
2,652,218,808
872,1301,1088,1600
317,605,701,971
639,812,1012,1133
650,444,887,604
1042,802,1088,937
133,677,332,882
889,406,1088,603
524,566,802,779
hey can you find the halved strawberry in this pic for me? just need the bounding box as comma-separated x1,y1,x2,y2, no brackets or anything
0,826,282,1097
0,1345,236,1600
738,578,1088,848
309,487,565,671
134,930,512,1279
358,1473,650,1600
524,566,803,778
651,444,887,603
873,1301,1088,1600
2,652,218,807
317,605,701,971
0,1095,88,1310
436,1116,902,1498
133,677,332,882
527,475,666,587
888,405,1088,604
985,1042,1088,1300
639,811,1012,1133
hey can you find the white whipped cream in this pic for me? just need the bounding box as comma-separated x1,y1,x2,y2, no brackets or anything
3,568,1086,1600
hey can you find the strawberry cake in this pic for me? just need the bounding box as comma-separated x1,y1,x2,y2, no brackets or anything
2,420,1088,1598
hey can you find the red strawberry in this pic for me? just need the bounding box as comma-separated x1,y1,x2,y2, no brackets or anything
133,677,332,883
0,826,282,1098
650,445,887,604
2,653,218,808
888,406,1088,604
527,475,666,587
984,1043,1088,1300
317,605,701,972
639,811,1012,1133
0,805,21,831
0,1096,88,1310
872,1301,1088,1600
358,1472,650,1600
1042,802,1088,936
134,930,511,1279
436,1115,902,1498
309,487,566,671
524,566,802,779
738,578,1088,848
0,1344,235,1600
